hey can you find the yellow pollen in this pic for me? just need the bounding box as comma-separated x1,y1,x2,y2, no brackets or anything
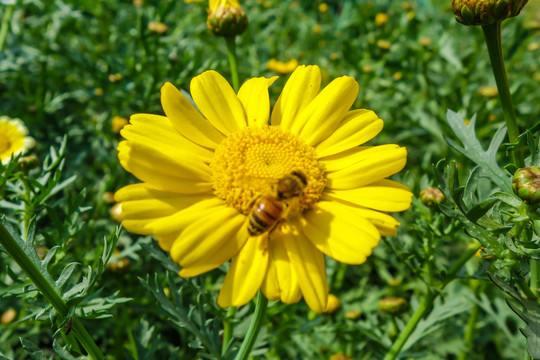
211,126,326,214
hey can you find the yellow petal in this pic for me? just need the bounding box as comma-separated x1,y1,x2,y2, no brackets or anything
123,113,214,161
282,225,328,313
325,145,407,189
348,206,401,236
176,209,248,277
218,235,270,307
190,70,247,134
115,183,212,220
297,201,380,264
160,82,225,149
271,65,321,130
117,141,212,193
315,109,383,157
296,76,359,146
237,76,278,128
122,197,221,237
323,179,413,212
261,233,302,304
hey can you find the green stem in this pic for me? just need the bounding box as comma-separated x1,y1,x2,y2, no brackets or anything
517,278,537,300
383,242,482,360
225,36,240,92
0,221,103,360
481,22,524,168
531,259,539,297
234,291,268,360
0,5,14,52
222,307,236,356
457,281,483,360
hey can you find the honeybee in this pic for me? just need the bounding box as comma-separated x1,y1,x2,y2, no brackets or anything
248,170,307,236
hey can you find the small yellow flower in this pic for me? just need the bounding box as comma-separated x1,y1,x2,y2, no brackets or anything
108,73,123,83
318,2,329,13
329,355,351,360
528,42,539,51
148,21,169,34
345,309,361,319
115,66,411,312
0,116,35,165
112,116,129,133
362,64,374,73
407,11,415,20
133,0,143,6
478,85,498,97
1,308,17,324
393,72,403,80
323,293,341,313
377,39,392,50
313,24,322,35
330,52,339,61
94,88,104,96
419,36,432,46
267,59,299,75
375,12,389,26
184,0,204,2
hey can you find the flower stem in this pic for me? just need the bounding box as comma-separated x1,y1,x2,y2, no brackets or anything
0,221,103,360
531,259,539,297
222,307,236,356
481,22,525,168
383,242,482,360
234,291,268,360
225,36,240,92
0,5,14,52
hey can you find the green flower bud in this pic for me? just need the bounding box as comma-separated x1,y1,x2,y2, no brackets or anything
451,0,529,25
419,187,445,206
207,0,248,37
378,297,408,316
512,166,540,206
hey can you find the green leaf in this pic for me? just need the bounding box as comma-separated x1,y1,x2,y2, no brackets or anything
465,197,498,223
445,110,511,192
19,338,47,360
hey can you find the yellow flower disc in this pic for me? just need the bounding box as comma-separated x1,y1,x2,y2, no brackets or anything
211,126,326,214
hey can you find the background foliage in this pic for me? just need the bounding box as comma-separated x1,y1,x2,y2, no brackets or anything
1,0,539,358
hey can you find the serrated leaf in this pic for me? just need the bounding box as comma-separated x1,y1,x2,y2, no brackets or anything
52,340,85,360
445,110,511,191
465,198,498,223
490,191,523,208
19,338,47,360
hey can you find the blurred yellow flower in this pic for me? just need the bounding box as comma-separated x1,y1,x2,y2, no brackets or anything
323,293,341,313
329,354,352,360
528,42,539,51
267,58,299,74
184,0,204,2
393,72,403,80
318,2,328,13
148,21,169,34
377,39,392,50
313,24,322,34
419,36,432,46
115,65,411,312
375,12,389,26
478,85,498,97
0,116,35,165
112,116,129,133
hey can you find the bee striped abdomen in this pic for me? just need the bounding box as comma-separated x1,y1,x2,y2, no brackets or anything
248,195,283,236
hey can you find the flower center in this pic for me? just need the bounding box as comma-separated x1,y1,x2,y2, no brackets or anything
211,126,326,215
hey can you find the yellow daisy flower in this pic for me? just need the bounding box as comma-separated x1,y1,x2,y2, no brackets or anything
0,116,35,165
115,65,412,312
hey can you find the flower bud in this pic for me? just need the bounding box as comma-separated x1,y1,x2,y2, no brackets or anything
344,309,361,320
378,297,408,316
207,0,247,37
419,187,445,206
1,308,17,324
512,166,540,205
451,0,529,26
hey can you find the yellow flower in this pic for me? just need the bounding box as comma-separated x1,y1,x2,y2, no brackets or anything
112,116,129,133
0,116,35,165
323,293,341,313
115,65,411,312
267,59,299,75
375,12,389,26
148,21,169,34
377,39,392,50
318,2,329,13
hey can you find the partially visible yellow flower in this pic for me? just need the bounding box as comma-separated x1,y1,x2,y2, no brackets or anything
377,39,392,50
112,116,129,133
419,36,432,46
323,294,341,313
267,59,299,74
393,72,403,80
115,65,411,312
375,12,389,26
207,0,247,36
148,21,169,34
313,24,322,34
408,11,415,20
478,85,498,97
184,0,204,2
318,2,328,13
0,116,35,165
